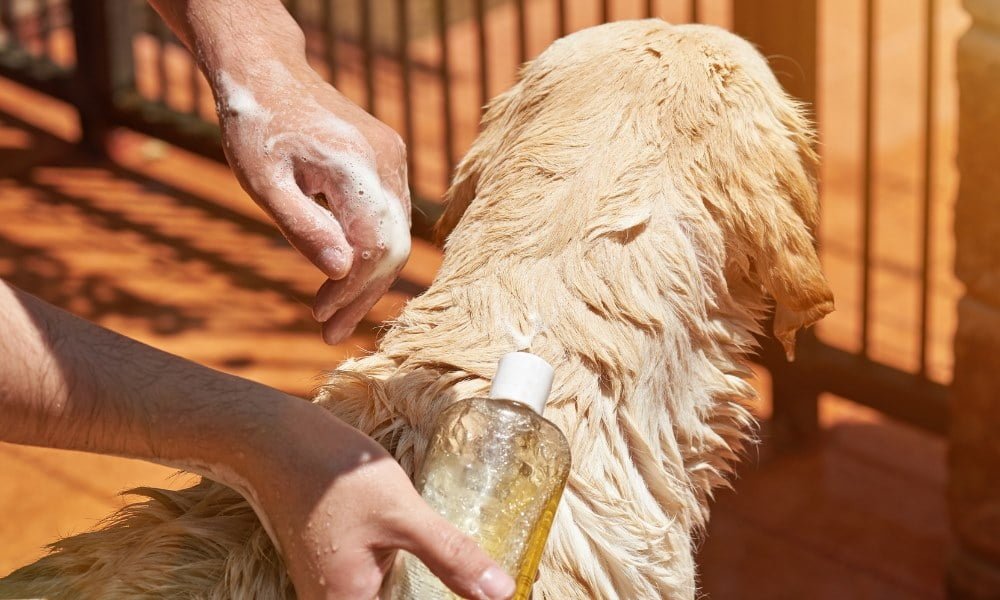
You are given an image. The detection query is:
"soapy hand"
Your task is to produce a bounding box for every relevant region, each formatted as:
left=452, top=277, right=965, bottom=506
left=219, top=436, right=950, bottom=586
left=215, top=61, right=411, bottom=344
left=245, top=399, right=516, bottom=600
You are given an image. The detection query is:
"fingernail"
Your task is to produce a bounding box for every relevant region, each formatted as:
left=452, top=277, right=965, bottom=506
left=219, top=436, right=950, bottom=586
left=313, top=299, right=336, bottom=323
left=322, top=321, right=351, bottom=345
left=475, top=566, right=516, bottom=600
left=317, top=247, right=351, bottom=280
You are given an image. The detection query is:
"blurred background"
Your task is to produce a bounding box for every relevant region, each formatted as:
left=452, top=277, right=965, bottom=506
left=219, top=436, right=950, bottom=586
left=0, top=0, right=996, bottom=597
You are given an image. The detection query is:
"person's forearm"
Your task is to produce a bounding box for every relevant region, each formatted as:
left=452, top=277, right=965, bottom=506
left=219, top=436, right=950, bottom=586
left=147, top=0, right=309, bottom=86
left=0, top=279, right=285, bottom=469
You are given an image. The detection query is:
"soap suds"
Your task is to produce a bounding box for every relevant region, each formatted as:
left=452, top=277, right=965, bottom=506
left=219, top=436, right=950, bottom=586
left=215, top=64, right=411, bottom=291
left=507, top=312, right=546, bottom=351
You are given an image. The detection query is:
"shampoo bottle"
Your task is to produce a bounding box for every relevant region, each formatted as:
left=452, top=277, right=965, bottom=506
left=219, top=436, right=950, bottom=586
left=386, top=352, right=571, bottom=600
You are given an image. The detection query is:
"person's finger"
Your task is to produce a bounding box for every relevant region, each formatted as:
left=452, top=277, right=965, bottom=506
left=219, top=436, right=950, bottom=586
left=258, top=186, right=354, bottom=281
left=320, top=280, right=390, bottom=344
left=312, top=271, right=362, bottom=323
left=386, top=507, right=515, bottom=600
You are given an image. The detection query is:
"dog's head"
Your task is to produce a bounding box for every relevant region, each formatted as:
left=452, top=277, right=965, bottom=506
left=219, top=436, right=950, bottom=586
left=435, top=20, right=833, bottom=359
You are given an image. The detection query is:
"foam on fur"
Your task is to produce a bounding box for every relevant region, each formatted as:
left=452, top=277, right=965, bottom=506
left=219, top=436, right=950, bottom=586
left=1, top=20, right=832, bottom=600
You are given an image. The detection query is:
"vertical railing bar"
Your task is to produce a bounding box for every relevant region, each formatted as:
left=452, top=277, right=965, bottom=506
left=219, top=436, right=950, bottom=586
left=322, top=0, right=338, bottom=86
left=645, top=0, right=655, bottom=19
left=360, top=0, right=375, bottom=114
left=2, top=0, right=22, bottom=47
left=109, top=0, right=137, bottom=104
left=71, top=0, right=130, bottom=153
left=38, top=0, right=52, bottom=59
left=436, top=0, right=455, bottom=176
left=189, top=53, right=202, bottom=116
left=690, top=0, right=699, bottom=23
left=397, top=0, right=414, bottom=181
left=861, top=0, right=877, bottom=357
left=153, top=10, right=170, bottom=107
left=918, top=0, right=936, bottom=377
left=515, top=0, right=527, bottom=65
left=556, top=0, right=567, bottom=37
left=474, top=0, right=489, bottom=107
left=601, top=0, right=610, bottom=23
left=55, top=0, right=71, bottom=59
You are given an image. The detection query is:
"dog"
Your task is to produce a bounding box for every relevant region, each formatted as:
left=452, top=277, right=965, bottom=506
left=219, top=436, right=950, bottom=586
left=0, top=19, right=833, bottom=599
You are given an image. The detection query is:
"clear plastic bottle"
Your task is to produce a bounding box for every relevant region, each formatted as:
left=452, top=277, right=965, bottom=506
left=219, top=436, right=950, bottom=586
left=385, top=352, right=571, bottom=600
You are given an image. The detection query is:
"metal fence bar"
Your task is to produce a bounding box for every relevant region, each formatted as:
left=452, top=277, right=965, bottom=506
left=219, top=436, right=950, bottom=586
left=436, top=0, right=455, bottom=174
left=2, top=0, right=22, bottom=47
left=918, top=0, right=936, bottom=377
left=861, top=0, right=876, bottom=357
left=474, top=0, right=489, bottom=107
left=645, top=0, right=655, bottom=19
left=188, top=52, right=201, bottom=116
left=516, top=0, right=527, bottom=65
left=690, top=0, right=699, bottom=23
left=556, top=0, right=567, bottom=37
left=601, top=0, right=611, bottom=23
left=396, top=0, right=413, bottom=179
left=153, top=11, right=170, bottom=106
left=70, top=0, right=116, bottom=152
left=322, top=0, right=338, bottom=86
left=360, top=0, right=375, bottom=114
left=38, top=0, right=52, bottom=59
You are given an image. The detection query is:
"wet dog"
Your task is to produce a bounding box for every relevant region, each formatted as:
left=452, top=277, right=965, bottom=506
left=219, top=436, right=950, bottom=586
left=1, top=19, right=832, bottom=599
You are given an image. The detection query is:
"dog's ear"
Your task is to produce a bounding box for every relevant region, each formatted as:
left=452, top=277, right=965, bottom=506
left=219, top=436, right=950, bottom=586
left=434, top=83, right=522, bottom=246
left=761, top=100, right=833, bottom=359
left=716, top=95, right=834, bottom=359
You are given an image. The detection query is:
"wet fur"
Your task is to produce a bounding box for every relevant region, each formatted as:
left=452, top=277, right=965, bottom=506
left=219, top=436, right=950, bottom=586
left=1, top=20, right=832, bottom=599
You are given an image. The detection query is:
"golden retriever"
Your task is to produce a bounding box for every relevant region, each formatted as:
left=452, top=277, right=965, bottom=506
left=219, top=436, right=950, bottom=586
left=1, top=19, right=832, bottom=599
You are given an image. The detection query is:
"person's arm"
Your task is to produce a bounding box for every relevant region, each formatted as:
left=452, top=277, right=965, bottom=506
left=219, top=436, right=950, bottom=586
left=0, top=280, right=514, bottom=600
left=148, top=0, right=411, bottom=344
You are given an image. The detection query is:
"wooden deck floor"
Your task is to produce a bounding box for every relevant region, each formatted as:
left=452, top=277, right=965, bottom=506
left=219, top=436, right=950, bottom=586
left=0, top=48, right=949, bottom=599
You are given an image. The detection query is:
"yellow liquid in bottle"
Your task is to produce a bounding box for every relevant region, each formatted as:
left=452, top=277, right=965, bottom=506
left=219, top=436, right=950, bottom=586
left=386, top=398, right=571, bottom=599
left=511, top=489, right=564, bottom=599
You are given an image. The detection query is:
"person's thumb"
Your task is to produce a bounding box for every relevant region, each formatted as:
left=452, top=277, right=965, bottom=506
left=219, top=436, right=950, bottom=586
left=391, top=507, right=516, bottom=600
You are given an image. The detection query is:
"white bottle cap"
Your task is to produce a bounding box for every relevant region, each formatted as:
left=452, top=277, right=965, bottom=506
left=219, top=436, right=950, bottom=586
left=488, top=352, right=554, bottom=415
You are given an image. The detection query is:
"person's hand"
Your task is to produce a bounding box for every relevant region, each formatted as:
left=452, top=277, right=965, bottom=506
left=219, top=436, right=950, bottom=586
left=214, top=61, right=411, bottom=344
left=237, top=398, right=516, bottom=600
left=0, top=280, right=511, bottom=599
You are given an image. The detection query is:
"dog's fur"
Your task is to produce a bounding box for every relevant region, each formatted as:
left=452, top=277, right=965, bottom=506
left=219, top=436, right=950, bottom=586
left=1, top=20, right=832, bottom=599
